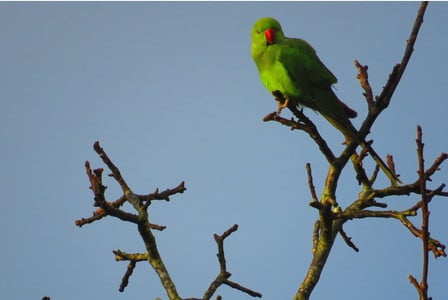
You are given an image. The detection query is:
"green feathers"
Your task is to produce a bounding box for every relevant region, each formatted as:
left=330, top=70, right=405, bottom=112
left=251, top=17, right=401, bottom=185
left=251, top=17, right=357, bottom=135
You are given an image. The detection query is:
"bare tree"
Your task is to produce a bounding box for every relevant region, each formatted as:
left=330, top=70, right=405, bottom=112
left=76, top=141, right=262, bottom=300
left=76, top=2, right=446, bottom=300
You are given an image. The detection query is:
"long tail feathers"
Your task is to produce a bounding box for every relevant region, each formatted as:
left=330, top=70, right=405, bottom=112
left=304, top=89, right=401, bottom=185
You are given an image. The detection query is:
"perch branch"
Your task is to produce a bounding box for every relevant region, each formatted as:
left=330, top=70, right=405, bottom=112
left=288, top=105, right=337, bottom=164
left=263, top=92, right=337, bottom=164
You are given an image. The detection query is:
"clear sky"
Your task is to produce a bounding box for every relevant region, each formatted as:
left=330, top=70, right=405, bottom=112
left=1, top=2, right=447, bottom=300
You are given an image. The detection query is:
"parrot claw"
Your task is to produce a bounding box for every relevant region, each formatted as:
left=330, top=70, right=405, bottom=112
left=276, top=97, right=289, bottom=115
left=272, top=90, right=289, bottom=115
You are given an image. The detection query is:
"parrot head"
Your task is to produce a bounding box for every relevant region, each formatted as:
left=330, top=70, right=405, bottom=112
left=251, top=17, right=285, bottom=46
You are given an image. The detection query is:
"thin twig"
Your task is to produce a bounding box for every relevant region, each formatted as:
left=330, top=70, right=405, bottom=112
left=93, top=141, right=132, bottom=195
left=203, top=225, right=262, bottom=299
left=377, top=2, right=428, bottom=109
left=350, top=151, right=372, bottom=187
left=306, top=163, right=320, bottom=208
left=224, top=280, right=262, bottom=298
left=414, top=125, right=429, bottom=299
left=338, top=227, right=359, bottom=252
left=75, top=195, right=127, bottom=226
left=356, top=1, right=428, bottom=144
left=354, top=60, right=375, bottom=108
left=119, top=260, right=136, bottom=292
left=141, top=181, right=187, bottom=210
left=409, top=275, right=424, bottom=299
left=83, top=161, right=139, bottom=223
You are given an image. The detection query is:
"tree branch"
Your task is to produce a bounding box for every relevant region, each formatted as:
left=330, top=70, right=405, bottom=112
left=354, top=60, right=375, bottom=108
left=78, top=142, right=261, bottom=300
left=263, top=107, right=337, bottom=164
left=416, top=125, right=430, bottom=300
left=306, top=163, right=321, bottom=209
left=79, top=142, right=181, bottom=299
left=294, top=3, right=432, bottom=300
left=202, top=224, right=262, bottom=299
left=377, top=2, right=428, bottom=110
left=119, top=260, right=137, bottom=292
left=338, top=227, right=359, bottom=252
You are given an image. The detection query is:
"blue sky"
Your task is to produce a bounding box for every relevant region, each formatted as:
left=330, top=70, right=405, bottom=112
left=1, top=2, right=447, bottom=300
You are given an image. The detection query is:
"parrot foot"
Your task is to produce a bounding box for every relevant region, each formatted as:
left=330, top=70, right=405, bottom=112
left=272, top=91, right=289, bottom=115
left=272, top=90, right=289, bottom=115
left=276, top=97, right=289, bottom=115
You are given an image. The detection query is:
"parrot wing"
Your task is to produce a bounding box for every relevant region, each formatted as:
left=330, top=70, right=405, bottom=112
left=277, top=37, right=357, bottom=127
left=279, top=38, right=337, bottom=88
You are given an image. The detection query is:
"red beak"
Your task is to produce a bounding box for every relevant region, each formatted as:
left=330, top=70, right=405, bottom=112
left=264, top=28, right=275, bottom=45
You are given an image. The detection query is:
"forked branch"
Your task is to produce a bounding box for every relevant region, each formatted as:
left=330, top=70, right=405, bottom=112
left=77, top=142, right=260, bottom=300
left=202, top=224, right=262, bottom=300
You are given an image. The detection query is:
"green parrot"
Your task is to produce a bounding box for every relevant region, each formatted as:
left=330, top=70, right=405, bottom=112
left=251, top=17, right=401, bottom=185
